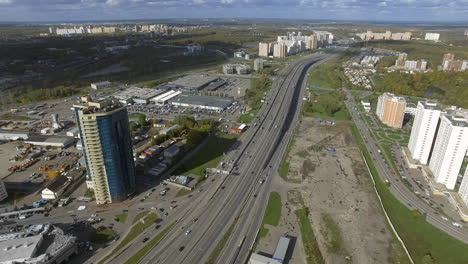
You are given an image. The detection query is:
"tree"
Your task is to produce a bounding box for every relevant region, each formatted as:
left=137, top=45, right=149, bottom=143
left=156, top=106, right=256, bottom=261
left=187, top=129, right=205, bottom=145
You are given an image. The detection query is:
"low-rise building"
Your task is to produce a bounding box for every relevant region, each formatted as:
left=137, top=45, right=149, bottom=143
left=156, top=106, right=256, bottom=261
left=0, top=130, right=29, bottom=141
left=41, top=175, right=70, bottom=200
left=24, top=135, right=75, bottom=149
left=361, top=100, right=371, bottom=112
left=90, top=81, right=112, bottom=90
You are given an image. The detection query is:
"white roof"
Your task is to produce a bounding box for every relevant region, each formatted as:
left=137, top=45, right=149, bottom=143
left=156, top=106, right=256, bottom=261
left=239, top=124, right=247, bottom=130
left=158, top=91, right=182, bottom=102
left=249, top=253, right=282, bottom=264
left=0, top=235, right=42, bottom=263
left=151, top=90, right=177, bottom=102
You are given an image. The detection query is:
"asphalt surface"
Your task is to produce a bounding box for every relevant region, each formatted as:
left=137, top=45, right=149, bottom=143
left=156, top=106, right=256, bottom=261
left=343, top=89, right=468, bottom=244
left=112, top=54, right=334, bottom=264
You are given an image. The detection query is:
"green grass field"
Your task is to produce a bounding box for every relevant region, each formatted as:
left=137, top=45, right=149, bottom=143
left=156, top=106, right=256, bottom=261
left=115, top=213, right=128, bottom=223
left=295, top=208, right=325, bottom=264
left=307, top=57, right=346, bottom=89
left=99, top=212, right=158, bottom=264
left=175, top=133, right=238, bottom=177
left=89, top=227, right=118, bottom=244
left=205, top=219, right=237, bottom=264
left=263, top=192, right=282, bottom=226
left=350, top=124, right=468, bottom=264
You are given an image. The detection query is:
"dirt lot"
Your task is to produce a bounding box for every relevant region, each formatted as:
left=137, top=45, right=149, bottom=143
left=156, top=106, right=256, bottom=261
left=258, top=117, right=406, bottom=264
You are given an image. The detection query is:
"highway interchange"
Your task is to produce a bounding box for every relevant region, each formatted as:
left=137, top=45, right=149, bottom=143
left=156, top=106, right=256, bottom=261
left=344, top=89, right=468, bottom=244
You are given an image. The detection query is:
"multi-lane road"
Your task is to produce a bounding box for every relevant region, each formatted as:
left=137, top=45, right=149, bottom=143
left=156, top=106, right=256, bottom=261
left=105, top=54, right=333, bottom=264
left=344, top=89, right=468, bottom=244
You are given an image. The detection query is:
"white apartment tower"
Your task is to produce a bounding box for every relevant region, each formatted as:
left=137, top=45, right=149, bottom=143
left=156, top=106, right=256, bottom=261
left=459, top=167, right=468, bottom=207
left=408, top=102, right=441, bottom=164
left=429, top=115, right=468, bottom=190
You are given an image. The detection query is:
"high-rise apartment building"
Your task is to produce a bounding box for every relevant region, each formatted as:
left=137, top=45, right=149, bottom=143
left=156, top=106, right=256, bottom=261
left=408, top=102, right=441, bottom=164
left=458, top=167, right=468, bottom=207
left=258, top=42, right=269, bottom=57
left=376, top=93, right=406, bottom=128
left=429, top=115, right=468, bottom=190
left=74, top=99, right=136, bottom=204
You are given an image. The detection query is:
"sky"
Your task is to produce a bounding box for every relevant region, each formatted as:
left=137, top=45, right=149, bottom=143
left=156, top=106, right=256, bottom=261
left=0, top=0, right=467, bottom=22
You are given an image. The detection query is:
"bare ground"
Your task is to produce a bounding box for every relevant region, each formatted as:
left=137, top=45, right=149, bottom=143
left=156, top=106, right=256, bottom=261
left=260, top=117, right=406, bottom=264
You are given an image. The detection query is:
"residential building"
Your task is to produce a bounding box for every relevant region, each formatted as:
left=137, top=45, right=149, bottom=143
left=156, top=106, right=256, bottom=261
left=258, top=42, right=270, bottom=57
left=273, top=43, right=287, bottom=58
left=254, top=58, right=264, bottom=71
left=0, top=181, right=7, bottom=202
left=376, top=93, right=406, bottom=128
left=74, top=99, right=136, bottom=204
left=425, top=32, right=440, bottom=41
left=429, top=115, right=468, bottom=190
left=442, top=53, right=467, bottom=71
left=408, top=101, right=441, bottom=164
left=459, top=167, right=468, bottom=207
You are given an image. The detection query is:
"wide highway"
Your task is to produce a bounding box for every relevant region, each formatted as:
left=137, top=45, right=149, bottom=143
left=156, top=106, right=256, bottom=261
left=344, top=89, right=468, bottom=244
left=122, top=54, right=334, bottom=264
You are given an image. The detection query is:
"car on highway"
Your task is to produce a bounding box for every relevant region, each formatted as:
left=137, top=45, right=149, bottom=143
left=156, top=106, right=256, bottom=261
left=143, top=237, right=149, bottom=243
left=179, top=246, right=185, bottom=252
left=453, top=222, right=462, bottom=228
left=192, top=218, right=198, bottom=223
left=441, top=216, right=448, bottom=221
left=185, top=229, right=191, bottom=235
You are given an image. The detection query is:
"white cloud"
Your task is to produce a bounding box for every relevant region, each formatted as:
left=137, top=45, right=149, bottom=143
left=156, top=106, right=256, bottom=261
left=220, top=0, right=235, bottom=4
left=378, top=1, right=387, bottom=6
left=193, top=0, right=206, bottom=4
left=0, top=0, right=13, bottom=4
left=106, top=0, right=120, bottom=6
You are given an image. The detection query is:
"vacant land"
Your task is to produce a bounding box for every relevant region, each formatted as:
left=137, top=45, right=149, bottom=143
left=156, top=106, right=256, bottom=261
left=283, top=118, right=408, bottom=264
left=307, top=57, right=346, bottom=89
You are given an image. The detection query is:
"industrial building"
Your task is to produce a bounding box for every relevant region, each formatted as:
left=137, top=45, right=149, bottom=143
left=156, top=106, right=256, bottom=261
left=24, top=135, right=75, bottom=149
left=90, top=81, right=112, bottom=90
left=112, top=87, right=166, bottom=104
left=429, top=115, right=468, bottom=190
left=408, top=102, right=441, bottom=165
left=376, top=92, right=406, bottom=128
left=41, top=175, right=70, bottom=200
left=74, top=99, right=136, bottom=204
left=169, top=74, right=220, bottom=91
left=0, top=224, right=77, bottom=264
left=169, top=94, right=235, bottom=111
left=248, top=236, right=290, bottom=264
left=150, top=90, right=182, bottom=106
left=0, top=130, right=29, bottom=141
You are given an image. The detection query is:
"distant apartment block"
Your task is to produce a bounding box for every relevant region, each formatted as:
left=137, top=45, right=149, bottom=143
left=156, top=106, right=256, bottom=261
left=441, top=53, right=467, bottom=72
left=258, top=31, right=332, bottom=58
left=459, top=167, right=468, bottom=207
left=254, top=58, right=264, bottom=71
left=394, top=52, right=427, bottom=71
left=429, top=115, right=468, bottom=190
left=358, top=30, right=412, bottom=41
left=408, top=102, right=441, bottom=165
left=425, top=33, right=440, bottom=41
left=376, top=93, right=406, bottom=128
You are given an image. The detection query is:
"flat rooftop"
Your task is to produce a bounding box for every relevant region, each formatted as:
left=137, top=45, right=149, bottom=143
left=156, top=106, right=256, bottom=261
left=24, top=135, right=75, bottom=146
left=169, top=94, right=234, bottom=109
left=420, top=101, right=440, bottom=110
left=445, top=115, right=468, bottom=127
left=170, top=74, right=219, bottom=89
left=0, top=235, right=42, bottom=263
left=113, top=87, right=165, bottom=100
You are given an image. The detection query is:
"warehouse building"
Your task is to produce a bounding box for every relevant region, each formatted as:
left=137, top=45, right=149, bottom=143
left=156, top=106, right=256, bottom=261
left=90, top=81, right=112, bottom=90
left=112, top=87, right=166, bottom=104
left=169, top=94, right=235, bottom=111
left=150, top=90, right=182, bottom=105
left=0, top=130, right=29, bottom=141
left=169, top=74, right=220, bottom=91
left=24, top=135, right=75, bottom=149
left=41, top=175, right=70, bottom=200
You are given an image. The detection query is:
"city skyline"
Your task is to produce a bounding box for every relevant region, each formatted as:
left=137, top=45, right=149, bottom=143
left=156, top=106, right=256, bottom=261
left=0, top=0, right=468, bottom=22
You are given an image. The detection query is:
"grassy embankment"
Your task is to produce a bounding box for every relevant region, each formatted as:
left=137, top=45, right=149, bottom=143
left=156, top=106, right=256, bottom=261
left=124, top=222, right=177, bottom=264
left=258, top=192, right=282, bottom=240
left=350, top=124, right=468, bottom=264
left=307, top=57, right=347, bottom=89
left=240, top=76, right=272, bottom=123
left=295, top=208, right=325, bottom=264
left=98, top=212, right=158, bottom=264
left=174, top=132, right=239, bottom=196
